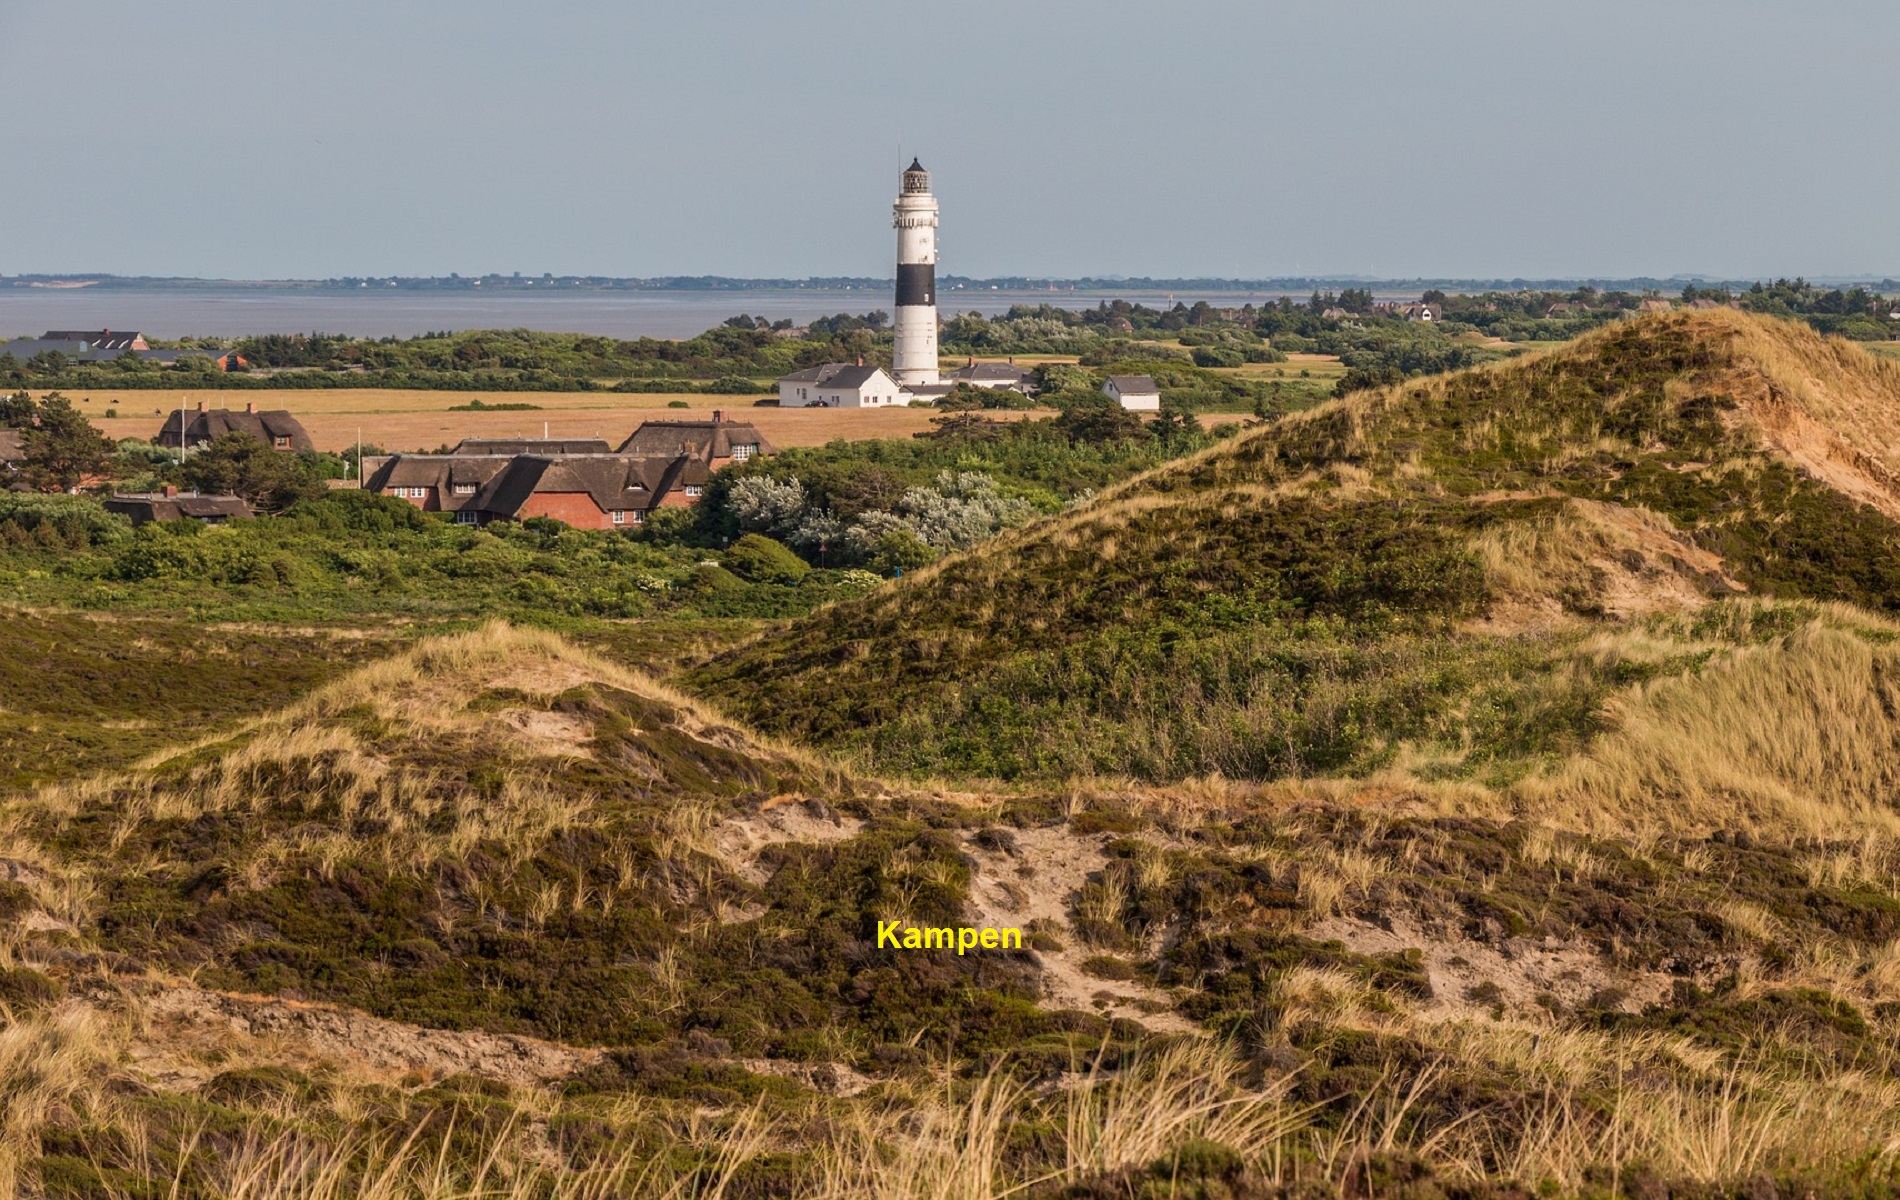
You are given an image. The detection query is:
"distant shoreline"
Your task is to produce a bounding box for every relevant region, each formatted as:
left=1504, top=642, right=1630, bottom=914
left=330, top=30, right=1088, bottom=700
left=8, top=272, right=1900, bottom=293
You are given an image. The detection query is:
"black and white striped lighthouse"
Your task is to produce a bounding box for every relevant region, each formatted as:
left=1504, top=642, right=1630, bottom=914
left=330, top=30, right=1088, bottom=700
left=892, top=158, right=940, bottom=387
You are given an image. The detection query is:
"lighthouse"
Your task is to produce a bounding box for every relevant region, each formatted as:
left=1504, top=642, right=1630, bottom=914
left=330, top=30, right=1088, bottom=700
left=891, top=158, right=940, bottom=387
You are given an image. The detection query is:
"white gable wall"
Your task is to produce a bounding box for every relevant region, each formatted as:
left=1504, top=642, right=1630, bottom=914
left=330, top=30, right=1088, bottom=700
left=1104, top=380, right=1161, bottom=412
left=782, top=367, right=910, bottom=408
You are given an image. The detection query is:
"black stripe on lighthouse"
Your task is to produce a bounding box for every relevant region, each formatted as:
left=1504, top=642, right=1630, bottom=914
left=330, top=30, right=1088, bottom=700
left=896, top=263, right=935, bottom=307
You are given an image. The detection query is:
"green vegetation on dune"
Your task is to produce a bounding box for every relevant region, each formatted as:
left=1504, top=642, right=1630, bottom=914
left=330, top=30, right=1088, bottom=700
left=0, top=489, right=880, bottom=622
left=16, top=628, right=1125, bottom=1065
left=0, top=611, right=400, bottom=787
left=692, top=312, right=1900, bottom=783
left=14, top=626, right=1900, bottom=1196
left=22, top=311, right=1900, bottom=1198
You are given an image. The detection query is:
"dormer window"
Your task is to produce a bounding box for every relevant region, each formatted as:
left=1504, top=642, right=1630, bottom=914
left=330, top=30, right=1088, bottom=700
left=732, top=444, right=756, bottom=461
left=453, top=482, right=476, bottom=495
left=273, top=435, right=291, bottom=448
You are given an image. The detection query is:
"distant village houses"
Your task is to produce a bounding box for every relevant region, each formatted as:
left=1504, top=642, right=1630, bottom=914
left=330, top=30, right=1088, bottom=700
left=361, top=413, right=773, bottom=530
left=0, top=330, right=245, bottom=370
left=46, top=330, right=148, bottom=352
left=156, top=401, right=315, bottom=452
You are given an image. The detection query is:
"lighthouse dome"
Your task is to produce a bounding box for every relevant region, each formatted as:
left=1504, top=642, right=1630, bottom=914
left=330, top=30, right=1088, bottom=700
left=902, top=159, right=930, bottom=194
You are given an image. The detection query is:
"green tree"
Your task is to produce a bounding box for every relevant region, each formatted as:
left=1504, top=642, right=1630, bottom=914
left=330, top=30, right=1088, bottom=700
left=0, top=390, right=38, bottom=426
left=1054, top=397, right=1151, bottom=447
left=180, top=434, right=328, bottom=512
left=19, top=395, right=114, bottom=493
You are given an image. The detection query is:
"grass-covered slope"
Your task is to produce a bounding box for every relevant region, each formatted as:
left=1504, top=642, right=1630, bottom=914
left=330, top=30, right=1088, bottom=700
left=2, top=624, right=1102, bottom=1060
left=18, top=623, right=1900, bottom=1195
left=690, top=311, right=1900, bottom=787
left=0, top=611, right=402, bottom=789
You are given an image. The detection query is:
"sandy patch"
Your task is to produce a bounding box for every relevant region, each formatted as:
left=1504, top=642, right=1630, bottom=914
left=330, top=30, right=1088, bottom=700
left=962, top=825, right=1197, bottom=1035
left=128, top=985, right=605, bottom=1090
left=714, top=799, right=866, bottom=887
left=1309, top=913, right=1675, bottom=1020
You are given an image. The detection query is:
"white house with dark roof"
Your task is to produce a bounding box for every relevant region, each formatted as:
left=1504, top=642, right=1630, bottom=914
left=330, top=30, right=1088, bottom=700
left=1102, top=374, right=1161, bottom=412
left=777, top=362, right=909, bottom=408
left=945, top=359, right=1036, bottom=393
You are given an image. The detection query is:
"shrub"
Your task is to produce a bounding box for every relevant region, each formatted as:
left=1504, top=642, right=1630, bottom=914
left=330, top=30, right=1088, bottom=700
left=723, top=534, right=810, bottom=585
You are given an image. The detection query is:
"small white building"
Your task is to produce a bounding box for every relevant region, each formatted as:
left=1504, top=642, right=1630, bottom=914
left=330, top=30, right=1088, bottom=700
left=777, top=363, right=911, bottom=408
left=1102, top=374, right=1161, bottom=412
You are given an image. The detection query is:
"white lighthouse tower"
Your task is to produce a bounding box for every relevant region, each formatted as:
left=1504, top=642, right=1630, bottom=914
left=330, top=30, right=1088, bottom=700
left=891, top=158, right=940, bottom=387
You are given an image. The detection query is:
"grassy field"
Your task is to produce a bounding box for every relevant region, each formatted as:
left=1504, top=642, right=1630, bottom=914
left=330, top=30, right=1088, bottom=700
left=62, top=389, right=1027, bottom=452
left=1224, top=351, right=1347, bottom=380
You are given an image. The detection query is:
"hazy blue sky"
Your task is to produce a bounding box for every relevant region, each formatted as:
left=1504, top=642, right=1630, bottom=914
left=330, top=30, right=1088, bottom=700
left=4, top=0, right=1895, bottom=280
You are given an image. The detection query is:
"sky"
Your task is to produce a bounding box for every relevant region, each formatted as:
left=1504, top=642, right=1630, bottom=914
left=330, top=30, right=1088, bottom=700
left=3, top=0, right=1896, bottom=282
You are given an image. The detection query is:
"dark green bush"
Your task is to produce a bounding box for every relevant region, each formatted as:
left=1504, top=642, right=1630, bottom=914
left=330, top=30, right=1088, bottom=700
left=723, top=534, right=810, bottom=585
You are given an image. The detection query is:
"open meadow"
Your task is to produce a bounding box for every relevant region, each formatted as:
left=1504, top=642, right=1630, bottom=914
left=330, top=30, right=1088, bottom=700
left=63, top=388, right=1019, bottom=451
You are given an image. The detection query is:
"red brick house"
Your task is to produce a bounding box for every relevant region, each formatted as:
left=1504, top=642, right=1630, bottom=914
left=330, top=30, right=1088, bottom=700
left=361, top=454, right=517, bottom=514
left=614, top=411, right=773, bottom=470
left=363, top=452, right=705, bottom=528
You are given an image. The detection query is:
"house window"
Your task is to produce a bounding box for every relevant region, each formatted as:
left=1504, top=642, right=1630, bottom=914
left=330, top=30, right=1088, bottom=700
left=731, top=444, right=755, bottom=461
left=684, top=485, right=703, bottom=498
left=453, top=482, right=476, bottom=495
left=273, top=436, right=291, bottom=448
left=611, top=510, right=626, bottom=525
left=404, top=486, right=429, bottom=499
left=455, top=510, right=478, bottom=525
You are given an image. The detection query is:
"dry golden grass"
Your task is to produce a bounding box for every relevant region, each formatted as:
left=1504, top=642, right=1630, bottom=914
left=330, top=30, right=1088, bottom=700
left=5, top=623, right=834, bottom=928
left=45, top=1001, right=1890, bottom=1200
left=1468, top=498, right=1739, bottom=625
left=1521, top=615, right=1900, bottom=839
left=1223, top=351, right=1347, bottom=380
left=54, top=390, right=1044, bottom=452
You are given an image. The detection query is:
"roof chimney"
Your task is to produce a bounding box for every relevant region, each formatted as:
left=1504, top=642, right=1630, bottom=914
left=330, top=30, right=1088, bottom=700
left=968, top=355, right=975, bottom=367
left=712, top=409, right=723, bottom=424
left=856, top=356, right=863, bottom=367
left=245, top=400, right=256, bottom=414
left=163, top=484, right=177, bottom=498
left=196, top=399, right=206, bottom=412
